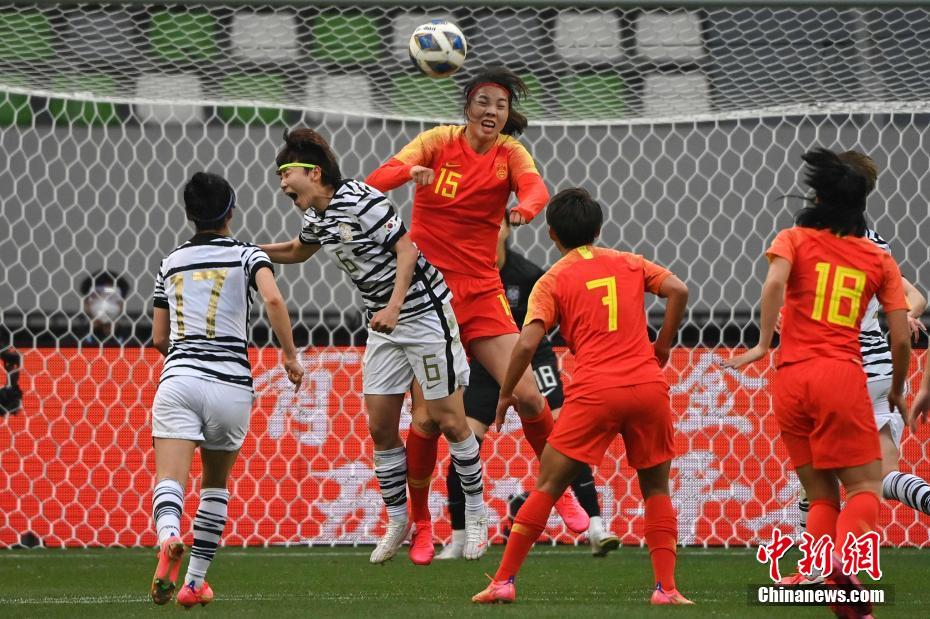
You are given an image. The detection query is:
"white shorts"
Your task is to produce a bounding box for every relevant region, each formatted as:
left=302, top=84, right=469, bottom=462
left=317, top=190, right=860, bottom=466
left=363, top=301, right=469, bottom=400
left=151, top=376, right=253, bottom=451
left=870, top=377, right=904, bottom=449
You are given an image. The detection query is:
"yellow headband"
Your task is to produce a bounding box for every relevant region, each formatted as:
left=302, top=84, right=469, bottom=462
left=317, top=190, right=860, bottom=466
left=277, top=162, right=319, bottom=172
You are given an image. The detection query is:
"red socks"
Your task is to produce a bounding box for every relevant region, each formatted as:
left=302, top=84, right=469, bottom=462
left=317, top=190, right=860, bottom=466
left=406, top=426, right=439, bottom=523
left=494, top=490, right=555, bottom=581
left=807, top=498, right=840, bottom=544
left=644, top=494, right=678, bottom=591
left=520, top=402, right=554, bottom=459
left=837, top=491, right=879, bottom=544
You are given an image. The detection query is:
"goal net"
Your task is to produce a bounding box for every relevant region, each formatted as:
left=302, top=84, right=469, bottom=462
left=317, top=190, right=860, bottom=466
left=2, top=0, right=929, bottom=549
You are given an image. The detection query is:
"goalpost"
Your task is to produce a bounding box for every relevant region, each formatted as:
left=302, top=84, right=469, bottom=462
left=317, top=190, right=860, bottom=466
left=1, top=0, right=929, bottom=548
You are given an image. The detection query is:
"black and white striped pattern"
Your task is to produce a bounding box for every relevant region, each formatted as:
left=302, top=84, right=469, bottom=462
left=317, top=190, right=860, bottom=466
left=859, top=229, right=893, bottom=382
left=374, top=446, right=408, bottom=520
left=449, top=433, right=484, bottom=517
left=883, top=471, right=930, bottom=516
left=153, top=234, right=272, bottom=390
left=298, top=179, right=450, bottom=320
left=184, top=488, right=229, bottom=587
left=152, top=478, right=184, bottom=543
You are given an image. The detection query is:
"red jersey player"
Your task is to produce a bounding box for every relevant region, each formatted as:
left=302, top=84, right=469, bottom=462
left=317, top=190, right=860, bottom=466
left=471, top=188, right=692, bottom=605
left=726, top=148, right=910, bottom=615
left=367, top=66, right=586, bottom=563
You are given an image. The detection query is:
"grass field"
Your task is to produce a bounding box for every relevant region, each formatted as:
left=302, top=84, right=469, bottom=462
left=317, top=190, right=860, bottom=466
left=0, top=545, right=922, bottom=618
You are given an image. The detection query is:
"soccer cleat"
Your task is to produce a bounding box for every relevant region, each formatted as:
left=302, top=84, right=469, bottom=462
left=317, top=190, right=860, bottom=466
left=826, top=553, right=873, bottom=618
left=409, top=520, right=435, bottom=565
left=778, top=571, right=826, bottom=586
left=176, top=580, right=214, bottom=608
left=553, top=489, right=590, bottom=534
left=463, top=513, right=488, bottom=560
left=472, top=575, right=516, bottom=604
left=370, top=518, right=411, bottom=565
left=436, top=529, right=465, bottom=560
left=150, top=536, right=184, bottom=605
left=650, top=584, right=695, bottom=605
left=589, top=529, right=620, bottom=558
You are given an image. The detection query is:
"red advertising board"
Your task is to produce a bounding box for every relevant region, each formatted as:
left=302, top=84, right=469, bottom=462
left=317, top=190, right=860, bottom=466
left=1, top=348, right=928, bottom=548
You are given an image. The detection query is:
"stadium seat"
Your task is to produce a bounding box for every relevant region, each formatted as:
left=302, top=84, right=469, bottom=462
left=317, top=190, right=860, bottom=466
left=150, top=11, right=219, bottom=63
left=559, top=73, right=628, bottom=119
left=305, top=73, right=374, bottom=116
left=554, top=11, right=623, bottom=63
left=470, top=10, right=546, bottom=68
left=63, top=10, right=138, bottom=63
left=311, top=13, right=380, bottom=64
left=48, top=74, right=120, bottom=126
left=636, top=11, right=704, bottom=63
left=216, top=74, right=287, bottom=125
left=231, top=12, right=298, bottom=63
left=390, top=75, right=458, bottom=119
left=643, top=72, right=711, bottom=116
left=133, top=73, right=204, bottom=124
left=0, top=11, right=52, bottom=61
left=0, top=75, right=33, bottom=126
left=391, top=13, right=455, bottom=63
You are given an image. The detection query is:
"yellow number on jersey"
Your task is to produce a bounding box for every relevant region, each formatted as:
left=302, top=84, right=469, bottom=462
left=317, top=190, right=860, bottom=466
left=170, top=269, right=229, bottom=339
left=811, top=262, right=866, bottom=327
left=434, top=167, right=461, bottom=199
left=585, top=276, right=618, bottom=332
left=496, top=293, right=512, bottom=317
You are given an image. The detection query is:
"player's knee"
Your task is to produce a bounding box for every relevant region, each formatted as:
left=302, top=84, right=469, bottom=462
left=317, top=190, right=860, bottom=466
left=368, top=420, right=402, bottom=450
left=410, top=416, right=440, bottom=439
left=515, top=390, right=545, bottom=418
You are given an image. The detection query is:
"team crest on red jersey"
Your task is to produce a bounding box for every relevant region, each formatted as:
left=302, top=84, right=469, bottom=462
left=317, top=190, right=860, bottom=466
left=496, top=162, right=507, bottom=179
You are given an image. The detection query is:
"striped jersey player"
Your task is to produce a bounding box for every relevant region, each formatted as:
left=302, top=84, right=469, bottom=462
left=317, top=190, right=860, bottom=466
left=149, top=172, right=302, bottom=608
left=260, top=127, right=488, bottom=565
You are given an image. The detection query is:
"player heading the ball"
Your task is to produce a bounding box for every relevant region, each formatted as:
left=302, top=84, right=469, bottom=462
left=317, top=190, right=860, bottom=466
left=472, top=188, right=692, bottom=605
left=260, top=127, right=489, bottom=564
left=149, top=172, right=303, bottom=608
left=367, top=66, right=588, bottom=563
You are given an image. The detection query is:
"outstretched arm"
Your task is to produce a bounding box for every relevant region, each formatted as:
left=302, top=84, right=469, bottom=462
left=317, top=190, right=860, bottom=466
left=255, top=267, right=303, bottom=390
left=510, top=173, right=550, bottom=225
left=495, top=321, right=546, bottom=429
left=723, top=257, right=790, bottom=369
left=653, top=274, right=689, bottom=367
left=259, top=238, right=320, bottom=264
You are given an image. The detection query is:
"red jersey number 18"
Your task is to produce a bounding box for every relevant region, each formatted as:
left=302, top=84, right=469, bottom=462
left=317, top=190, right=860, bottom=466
left=810, top=262, right=866, bottom=327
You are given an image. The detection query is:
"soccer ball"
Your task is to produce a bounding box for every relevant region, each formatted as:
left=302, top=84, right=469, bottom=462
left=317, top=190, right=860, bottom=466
left=408, top=20, right=467, bottom=78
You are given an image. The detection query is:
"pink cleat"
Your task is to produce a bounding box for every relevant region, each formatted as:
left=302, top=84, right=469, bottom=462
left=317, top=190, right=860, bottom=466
left=650, top=584, right=695, bottom=605
left=150, top=536, right=184, bottom=605
left=553, top=489, right=590, bottom=534
left=409, top=520, right=435, bottom=565
left=472, top=575, right=516, bottom=604
left=176, top=580, right=214, bottom=608
left=779, top=571, right=825, bottom=586
left=826, top=553, right=873, bottom=618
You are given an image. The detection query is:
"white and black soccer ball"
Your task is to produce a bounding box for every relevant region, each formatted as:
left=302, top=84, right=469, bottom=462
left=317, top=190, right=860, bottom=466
left=408, top=20, right=467, bottom=78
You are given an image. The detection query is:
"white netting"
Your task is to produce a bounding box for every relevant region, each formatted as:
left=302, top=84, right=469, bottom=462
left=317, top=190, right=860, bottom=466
left=2, top=1, right=930, bottom=549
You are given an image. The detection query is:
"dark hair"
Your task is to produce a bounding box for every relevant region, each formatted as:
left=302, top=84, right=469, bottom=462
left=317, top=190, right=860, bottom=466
left=837, top=150, right=878, bottom=195
left=794, top=147, right=868, bottom=237
left=546, top=188, right=603, bottom=249
left=183, top=171, right=235, bottom=231
left=276, top=127, right=342, bottom=186
left=463, top=66, right=529, bottom=137
left=79, top=270, right=130, bottom=298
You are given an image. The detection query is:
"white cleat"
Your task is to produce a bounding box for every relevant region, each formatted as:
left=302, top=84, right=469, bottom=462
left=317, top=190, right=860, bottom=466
left=589, top=528, right=620, bottom=557
left=463, top=512, right=489, bottom=560
left=370, top=519, right=411, bottom=565
left=436, top=529, right=465, bottom=560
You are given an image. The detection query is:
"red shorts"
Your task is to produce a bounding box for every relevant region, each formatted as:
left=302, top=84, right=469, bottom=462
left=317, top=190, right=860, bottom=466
left=444, top=274, right=518, bottom=352
left=774, top=358, right=881, bottom=469
left=547, top=381, right=676, bottom=469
